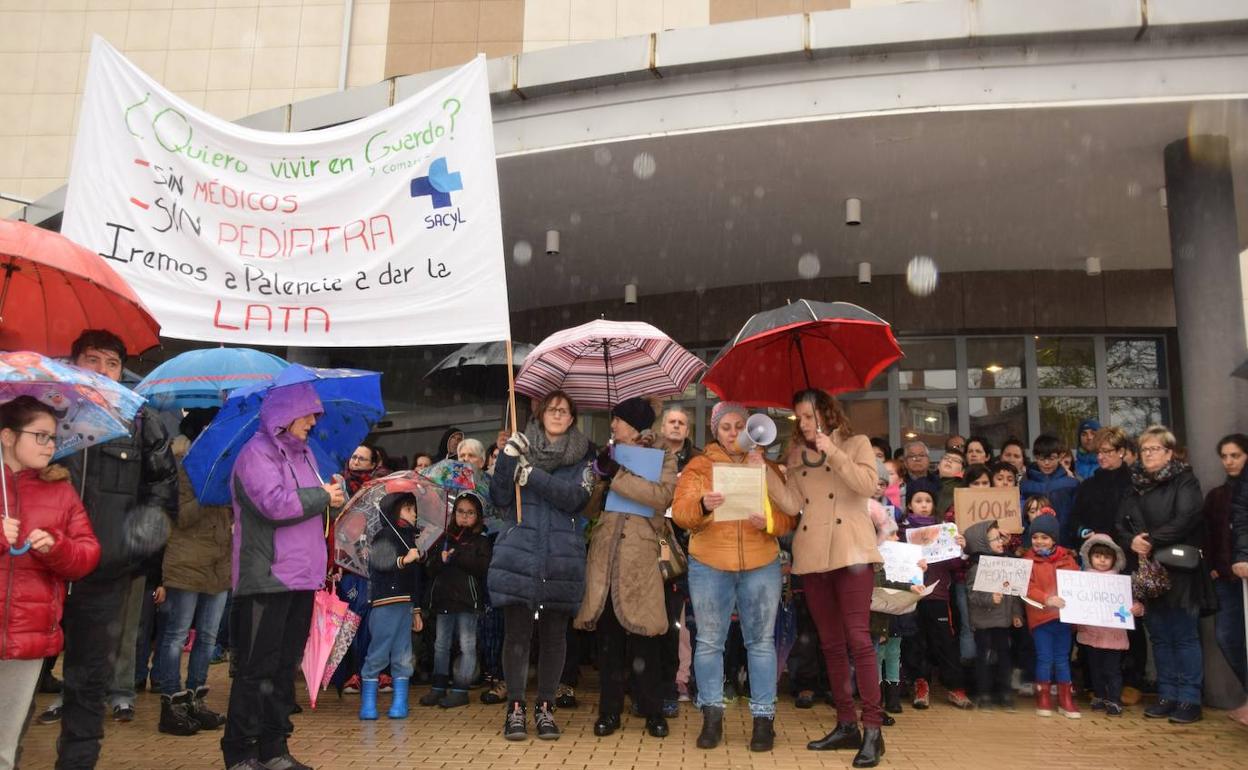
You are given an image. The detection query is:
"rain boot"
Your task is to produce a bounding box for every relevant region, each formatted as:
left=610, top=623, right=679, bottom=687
left=388, top=677, right=410, bottom=719
left=1034, top=682, right=1052, bottom=717
left=359, top=679, right=379, bottom=720
left=696, top=705, right=723, bottom=749
left=189, top=686, right=226, bottom=730
left=1056, top=682, right=1081, bottom=719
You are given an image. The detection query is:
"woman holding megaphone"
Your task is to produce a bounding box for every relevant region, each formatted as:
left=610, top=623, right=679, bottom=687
left=672, top=402, right=802, bottom=753
left=786, top=388, right=886, bottom=768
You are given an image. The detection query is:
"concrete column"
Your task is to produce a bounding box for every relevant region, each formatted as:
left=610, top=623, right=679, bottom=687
left=1164, top=135, right=1248, bottom=489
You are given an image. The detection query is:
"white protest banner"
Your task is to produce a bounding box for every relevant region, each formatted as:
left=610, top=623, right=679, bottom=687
left=1056, top=570, right=1135, bottom=630
left=878, top=541, right=925, bottom=585
left=954, top=487, right=1023, bottom=534
left=971, top=555, right=1033, bottom=597
left=905, top=523, right=963, bottom=563
left=62, top=38, right=509, bottom=347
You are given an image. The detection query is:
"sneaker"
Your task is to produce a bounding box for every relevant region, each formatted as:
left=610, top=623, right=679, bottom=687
left=481, top=678, right=507, bottom=705
left=262, top=754, right=312, bottom=770
left=112, top=704, right=135, bottom=722
left=1168, top=702, right=1202, bottom=724
left=677, top=684, right=691, bottom=703
left=342, top=675, right=361, bottom=694
left=555, top=684, right=577, bottom=709
left=379, top=674, right=393, bottom=693
left=210, top=649, right=229, bottom=666
left=662, top=699, right=679, bottom=718
left=947, top=689, right=973, bottom=709
left=534, top=700, right=560, bottom=740
left=1090, top=697, right=1106, bottom=711
left=1145, top=698, right=1178, bottom=719
left=503, top=701, right=527, bottom=741
left=1105, top=702, right=1124, bottom=716
left=912, top=679, right=930, bottom=710
left=36, top=704, right=62, bottom=725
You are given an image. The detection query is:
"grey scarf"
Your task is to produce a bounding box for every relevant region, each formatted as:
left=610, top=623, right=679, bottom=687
left=523, top=420, right=590, bottom=472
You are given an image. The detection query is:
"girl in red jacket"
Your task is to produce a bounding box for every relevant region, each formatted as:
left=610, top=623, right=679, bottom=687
left=0, top=396, right=100, bottom=767
left=1023, top=513, right=1079, bottom=719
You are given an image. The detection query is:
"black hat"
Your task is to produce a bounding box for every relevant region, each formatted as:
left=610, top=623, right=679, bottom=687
left=612, top=397, right=656, bottom=435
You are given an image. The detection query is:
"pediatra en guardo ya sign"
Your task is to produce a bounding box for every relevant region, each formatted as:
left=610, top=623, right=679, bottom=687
left=62, top=37, right=509, bottom=347
left=1056, top=570, right=1136, bottom=631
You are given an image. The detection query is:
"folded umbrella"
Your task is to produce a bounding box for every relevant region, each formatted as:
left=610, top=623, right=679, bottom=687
left=302, top=587, right=355, bottom=709
left=136, top=347, right=288, bottom=410
left=184, top=364, right=384, bottom=506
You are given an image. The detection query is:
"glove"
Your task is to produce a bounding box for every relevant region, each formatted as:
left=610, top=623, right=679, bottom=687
left=516, top=457, right=533, bottom=487
left=593, top=446, right=620, bottom=479
left=503, top=432, right=530, bottom=458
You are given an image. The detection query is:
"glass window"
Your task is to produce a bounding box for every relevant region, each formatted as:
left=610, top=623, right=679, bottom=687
left=968, top=396, right=1028, bottom=453
left=967, top=338, right=1025, bottom=389
left=1035, top=336, right=1095, bottom=389
left=1110, top=397, right=1170, bottom=438
left=1039, top=395, right=1097, bottom=447
left=899, top=339, right=956, bottom=390
left=844, top=399, right=889, bottom=444
left=1106, top=337, right=1166, bottom=390
left=901, top=397, right=956, bottom=448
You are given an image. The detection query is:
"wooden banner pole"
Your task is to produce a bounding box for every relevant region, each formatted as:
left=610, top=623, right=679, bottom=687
left=505, top=338, right=522, bottom=522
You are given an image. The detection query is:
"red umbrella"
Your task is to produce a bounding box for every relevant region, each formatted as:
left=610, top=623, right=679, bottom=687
left=0, top=220, right=160, bottom=356
left=702, top=300, right=902, bottom=409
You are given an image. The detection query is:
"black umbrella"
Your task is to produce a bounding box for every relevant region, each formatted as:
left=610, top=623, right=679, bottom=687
left=425, top=341, right=533, bottom=397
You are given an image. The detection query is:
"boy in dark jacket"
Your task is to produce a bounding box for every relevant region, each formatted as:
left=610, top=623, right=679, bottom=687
left=965, top=520, right=1023, bottom=710
left=360, top=492, right=425, bottom=721
left=1020, top=435, right=1079, bottom=547
left=420, top=491, right=492, bottom=709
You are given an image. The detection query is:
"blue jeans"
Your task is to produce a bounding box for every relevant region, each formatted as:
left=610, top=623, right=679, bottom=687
left=362, top=603, right=415, bottom=680
left=1145, top=604, right=1203, bottom=703
left=434, top=612, right=479, bottom=688
left=952, top=583, right=976, bottom=661
left=1213, top=580, right=1246, bottom=687
left=157, top=588, right=228, bottom=695
left=688, top=556, right=781, bottom=717
left=1031, top=621, right=1072, bottom=684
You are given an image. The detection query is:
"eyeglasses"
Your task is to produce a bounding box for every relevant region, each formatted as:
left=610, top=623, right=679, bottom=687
left=545, top=407, right=571, bottom=417
left=1096, top=448, right=1121, bottom=456
left=1037, top=453, right=1061, bottom=461
left=20, top=431, right=56, bottom=446
left=989, top=534, right=1010, bottom=544
left=349, top=454, right=372, bottom=462
left=1140, top=445, right=1170, bottom=455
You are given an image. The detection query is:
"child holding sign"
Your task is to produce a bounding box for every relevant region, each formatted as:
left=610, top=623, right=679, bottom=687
left=899, top=489, right=972, bottom=710
left=964, top=520, right=1023, bottom=710
left=1075, top=534, right=1143, bottom=716
left=1023, top=514, right=1080, bottom=719
left=868, top=506, right=925, bottom=717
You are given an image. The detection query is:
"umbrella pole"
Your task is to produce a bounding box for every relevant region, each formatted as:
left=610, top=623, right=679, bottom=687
left=0, top=258, right=18, bottom=321
left=793, top=333, right=812, bottom=391
left=505, top=339, right=522, bottom=523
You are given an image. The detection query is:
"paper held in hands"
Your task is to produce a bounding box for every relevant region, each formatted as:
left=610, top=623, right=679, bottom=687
left=712, top=463, right=765, bottom=522
left=1056, top=570, right=1136, bottom=630
left=971, top=555, right=1033, bottom=597
left=878, top=541, right=925, bottom=585
left=905, top=523, right=963, bottom=563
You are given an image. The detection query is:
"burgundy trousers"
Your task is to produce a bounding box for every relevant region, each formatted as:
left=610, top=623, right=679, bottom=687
left=803, top=565, right=884, bottom=727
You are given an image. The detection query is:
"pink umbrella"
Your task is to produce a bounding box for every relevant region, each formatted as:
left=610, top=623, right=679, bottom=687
left=302, top=588, right=356, bottom=709
left=513, top=319, right=705, bottom=410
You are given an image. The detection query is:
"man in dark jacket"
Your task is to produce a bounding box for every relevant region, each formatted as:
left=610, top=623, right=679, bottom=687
left=658, top=406, right=701, bottom=473
left=50, top=330, right=177, bottom=769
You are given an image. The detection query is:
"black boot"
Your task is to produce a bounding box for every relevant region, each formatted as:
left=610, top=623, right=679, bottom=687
left=158, top=692, right=201, bottom=736
left=696, top=705, right=723, bottom=749
left=807, top=721, right=861, bottom=751
left=883, top=681, right=902, bottom=713
left=189, top=686, right=226, bottom=730
left=748, top=716, right=775, bottom=752
left=852, top=727, right=885, bottom=768
left=645, top=715, right=669, bottom=738
left=593, top=713, right=620, bottom=737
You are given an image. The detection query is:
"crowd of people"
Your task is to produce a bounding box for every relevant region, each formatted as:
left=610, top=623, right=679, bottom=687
left=1, top=328, right=1246, bottom=770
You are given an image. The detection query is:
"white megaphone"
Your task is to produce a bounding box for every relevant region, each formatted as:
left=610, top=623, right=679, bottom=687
left=737, top=414, right=778, bottom=452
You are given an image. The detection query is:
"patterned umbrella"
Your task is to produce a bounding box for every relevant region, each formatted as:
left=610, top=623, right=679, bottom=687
left=332, top=471, right=457, bottom=577
left=513, top=320, right=705, bottom=410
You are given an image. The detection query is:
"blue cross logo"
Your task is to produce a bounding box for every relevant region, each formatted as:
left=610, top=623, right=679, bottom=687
left=410, top=157, right=463, bottom=209
left=1114, top=605, right=1130, bottom=623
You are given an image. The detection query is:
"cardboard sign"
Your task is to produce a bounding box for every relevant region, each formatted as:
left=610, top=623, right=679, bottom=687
left=905, top=523, right=963, bottom=564
left=1056, top=570, right=1136, bottom=630
left=971, top=555, right=1033, bottom=597
left=954, top=487, right=1023, bottom=534
left=878, top=541, right=925, bottom=585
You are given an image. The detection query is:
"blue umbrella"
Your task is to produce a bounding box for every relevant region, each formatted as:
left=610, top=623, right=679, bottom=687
left=135, top=347, right=289, bottom=410
left=184, top=364, right=385, bottom=505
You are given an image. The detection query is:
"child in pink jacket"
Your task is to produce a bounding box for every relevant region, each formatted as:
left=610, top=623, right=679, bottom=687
left=1076, top=534, right=1144, bottom=716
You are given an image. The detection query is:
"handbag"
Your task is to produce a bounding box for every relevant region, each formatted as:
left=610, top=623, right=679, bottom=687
left=658, top=520, right=687, bottom=581
left=1153, top=543, right=1200, bottom=571
left=1131, top=558, right=1172, bottom=601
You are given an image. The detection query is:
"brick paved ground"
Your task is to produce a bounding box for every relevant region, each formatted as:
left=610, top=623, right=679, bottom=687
left=19, top=667, right=1247, bottom=770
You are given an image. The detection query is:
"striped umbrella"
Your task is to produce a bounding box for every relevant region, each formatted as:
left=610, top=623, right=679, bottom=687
left=513, top=320, right=705, bottom=410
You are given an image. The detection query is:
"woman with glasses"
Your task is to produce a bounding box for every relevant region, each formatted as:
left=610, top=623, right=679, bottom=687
left=1070, top=427, right=1134, bottom=544
left=1115, top=426, right=1216, bottom=725
left=488, top=390, right=595, bottom=742
left=0, top=396, right=100, bottom=767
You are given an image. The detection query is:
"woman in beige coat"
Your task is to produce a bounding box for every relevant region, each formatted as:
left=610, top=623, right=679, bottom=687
left=785, top=389, right=885, bottom=768
left=574, top=398, right=675, bottom=739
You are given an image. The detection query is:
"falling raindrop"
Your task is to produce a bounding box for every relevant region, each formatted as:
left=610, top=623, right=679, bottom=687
left=797, top=253, right=821, bottom=279
left=791, top=233, right=803, bottom=246
left=632, top=152, right=657, bottom=180
left=1125, top=181, right=1141, bottom=198
left=753, top=185, right=766, bottom=199
left=723, top=219, right=734, bottom=231
left=569, top=212, right=582, bottom=226
left=906, top=255, right=939, bottom=297
left=593, top=147, right=612, bottom=166
left=512, top=240, right=533, bottom=266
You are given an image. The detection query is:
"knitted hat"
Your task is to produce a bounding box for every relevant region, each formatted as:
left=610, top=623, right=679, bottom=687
left=875, top=458, right=889, bottom=486
left=1030, top=513, right=1061, bottom=541
left=612, top=397, right=656, bottom=435
left=710, top=401, right=749, bottom=436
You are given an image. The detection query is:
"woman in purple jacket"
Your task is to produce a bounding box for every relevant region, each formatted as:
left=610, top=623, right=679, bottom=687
left=220, top=382, right=345, bottom=770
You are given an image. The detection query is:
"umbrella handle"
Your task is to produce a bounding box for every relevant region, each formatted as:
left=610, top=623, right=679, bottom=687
left=801, top=449, right=827, bottom=468
left=0, top=446, right=31, bottom=557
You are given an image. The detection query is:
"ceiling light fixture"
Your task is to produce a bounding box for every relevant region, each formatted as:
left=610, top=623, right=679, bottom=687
left=624, top=283, right=638, bottom=305
left=545, top=230, right=560, bottom=255
left=845, top=197, right=862, bottom=226
left=1085, top=256, right=1102, bottom=276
